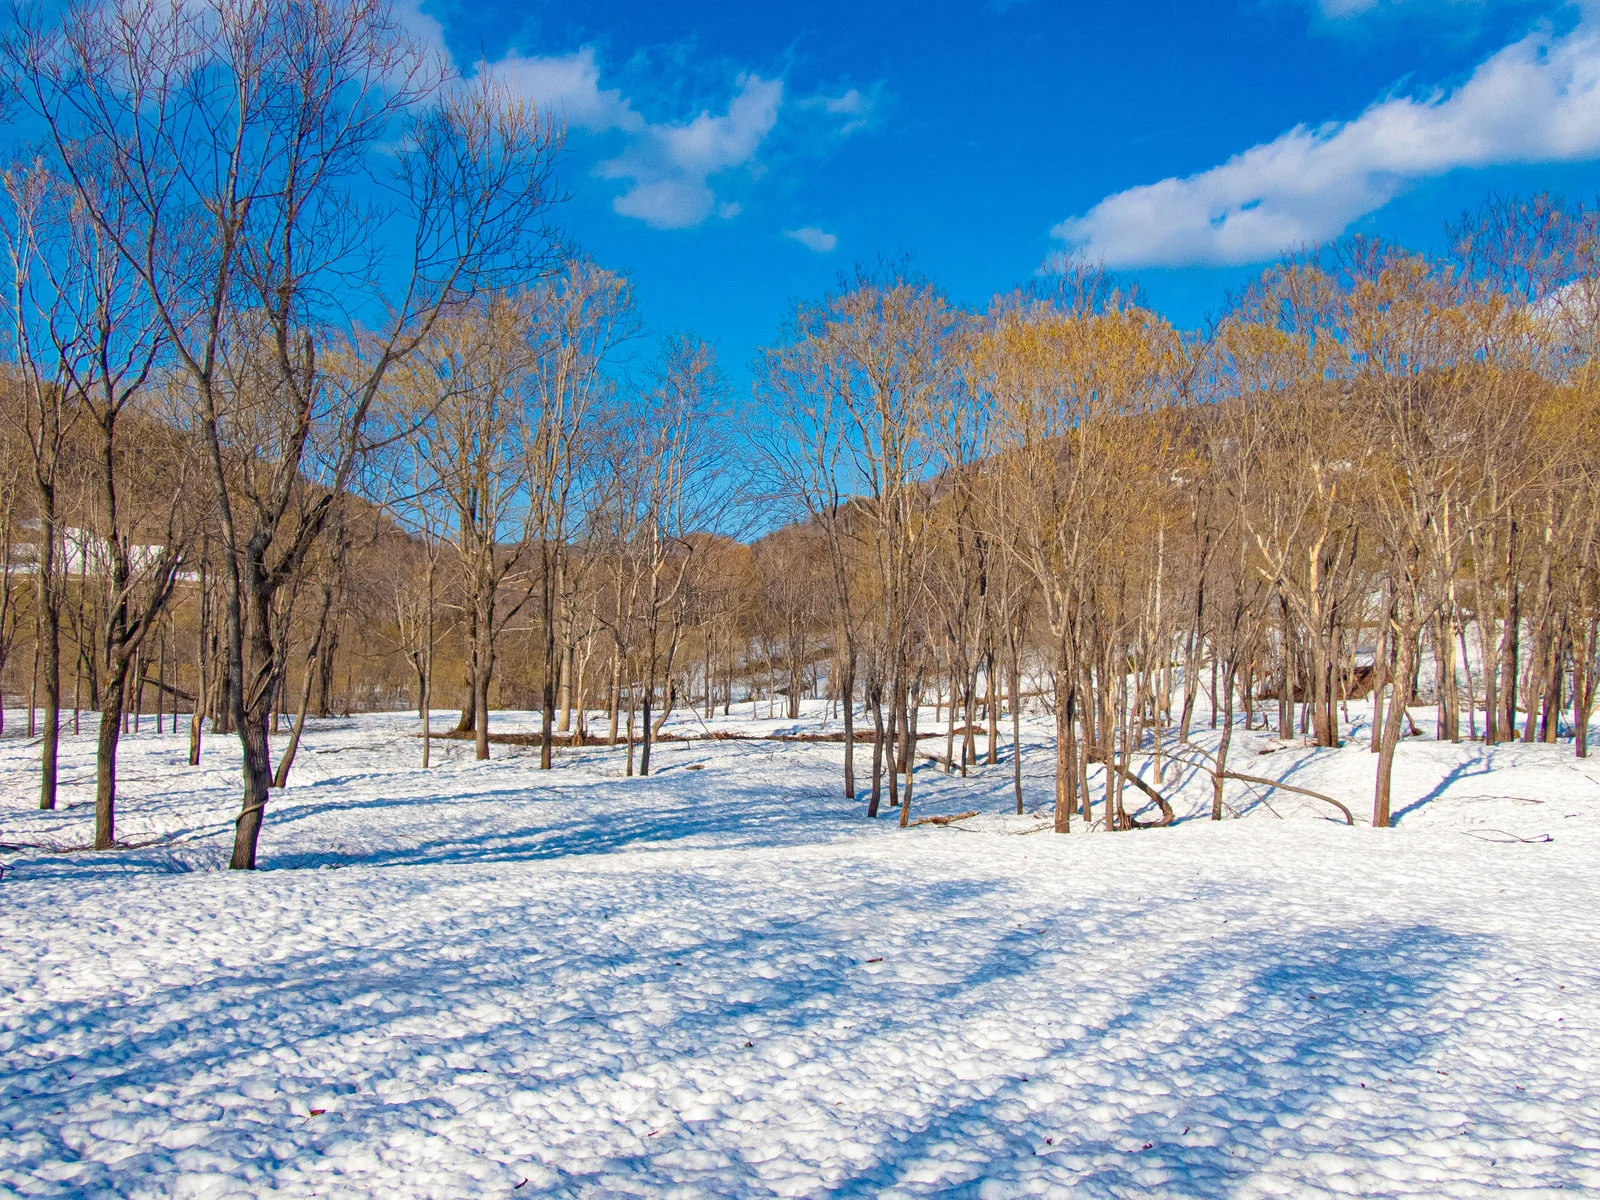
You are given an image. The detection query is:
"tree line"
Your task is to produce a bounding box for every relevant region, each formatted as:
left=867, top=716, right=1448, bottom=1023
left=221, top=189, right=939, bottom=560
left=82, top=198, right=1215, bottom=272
left=1, top=2, right=1596, bottom=867
left=757, top=212, right=1599, bottom=833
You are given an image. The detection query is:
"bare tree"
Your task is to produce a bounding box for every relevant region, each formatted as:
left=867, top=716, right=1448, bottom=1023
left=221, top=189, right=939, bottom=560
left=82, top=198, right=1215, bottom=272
left=404, top=294, right=540, bottom=760
left=8, top=0, right=560, bottom=866
left=1334, top=242, right=1477, bottom=825
left=0, top=410, right=25, bottom=735
left=598, top=336, right=733, bottom=776
left=0, top=161, right=191, bottom=845
left=0, top=165, right=85, bottom=811
left=759, top=268, right=957, bottom=821
left=526, top=258, right=636, bottom=768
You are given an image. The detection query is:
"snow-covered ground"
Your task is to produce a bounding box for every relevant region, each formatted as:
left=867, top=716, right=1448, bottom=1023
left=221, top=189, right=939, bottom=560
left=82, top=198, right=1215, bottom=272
left=2, top=702, right=1598, bottom=1198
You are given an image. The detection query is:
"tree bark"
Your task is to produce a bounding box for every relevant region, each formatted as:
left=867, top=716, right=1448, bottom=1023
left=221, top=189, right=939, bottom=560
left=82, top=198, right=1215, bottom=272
left=639, top=683, right=654, bottom=776
left=1053, top=671, right=1074, bottom=833
left=1373, top=624, right=1417, bottom=829
left=94, top=674, right=125, bottom=847
left=473, top=662, right=491, bottom=762
left=867, top=681, right=883, bottom=818
left=840, top=649, right=856, bottom=799
left=37, top=519, right=61, bottom=811
left=273, top=586, right=335, bottom=789
left=1213, top=661, right=1237, bottom=821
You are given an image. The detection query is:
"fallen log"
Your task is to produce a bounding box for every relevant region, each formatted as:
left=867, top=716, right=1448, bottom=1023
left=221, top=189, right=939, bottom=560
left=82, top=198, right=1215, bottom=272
left=137, top=675, right=197, bottom=703
left=908, top=812, right=979, bottom=832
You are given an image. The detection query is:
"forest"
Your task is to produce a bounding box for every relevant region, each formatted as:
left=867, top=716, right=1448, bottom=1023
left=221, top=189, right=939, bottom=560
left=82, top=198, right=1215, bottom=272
left=1, top=0, right=1597, bottom=873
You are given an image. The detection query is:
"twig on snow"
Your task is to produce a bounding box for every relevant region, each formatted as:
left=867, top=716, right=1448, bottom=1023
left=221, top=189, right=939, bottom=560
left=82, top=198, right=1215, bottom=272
left=1461, top=828, right=1552, bottom=844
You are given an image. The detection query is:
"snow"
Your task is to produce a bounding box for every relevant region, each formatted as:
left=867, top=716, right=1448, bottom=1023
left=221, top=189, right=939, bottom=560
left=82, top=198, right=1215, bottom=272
left=3, top=703, right=1600, bottom=1197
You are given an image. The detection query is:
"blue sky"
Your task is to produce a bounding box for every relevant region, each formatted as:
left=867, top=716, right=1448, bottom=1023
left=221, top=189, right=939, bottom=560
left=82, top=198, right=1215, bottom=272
left=414, top=0, right=1600, bottom=373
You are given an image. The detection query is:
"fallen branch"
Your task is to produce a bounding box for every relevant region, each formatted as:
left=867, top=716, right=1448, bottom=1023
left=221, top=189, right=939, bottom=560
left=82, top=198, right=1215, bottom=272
left=1461, top=828, right=1552, bottom=844
left=908, top=810, right=979, bottom=829
left=1162, top=748, right=1354, bottom=825
left=1220, top=770, right=1354, bottom=825
left=0, top=836, right=176, bottom=853
left=1109, top=761, right=1174, bottom=828
left=137, top=675, right=197, bottom=703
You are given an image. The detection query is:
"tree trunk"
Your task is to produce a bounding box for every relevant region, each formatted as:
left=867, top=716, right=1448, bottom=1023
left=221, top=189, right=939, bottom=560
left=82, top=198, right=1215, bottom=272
left=37, top=529, right=61, bottom=811
left=1208, top=653, right=1218, bottom=730
left=558, top=640, right=574, bottom=734
left=230, top=712, right=273, bottom=870
left=1435, top=608, right=1458, bottom=743
left=703, top=636, right=714, bottom=719
left=72, top=640, right=83, bottom=737
left=1053, top=672, right=1074, bottom=833
left=315, top=623, right=340, bottom=719
left=540, top=645, right=557, bottom=769
left=652, top=678, right=676, bottom=738
left=474, top=663, right=491, bottom=762
left=1311, top=626, right=1338, bottom=747
left=788, top=623, right=804, bottom=721
left=961, top=666, right=977, bottom=776
left=608, top=648, right=623, bottom=745
left=889, top=679, right=904, bottom=821
left=943, top=666, right=957, bottom=776
left=29, top=620, right=38, bottom=739
left=985, top=649, right=999, bottom=767
left=573, top=639, right=590, bottom=745
left=227, top=549, right=282, bottom=870
left=1213, top=661, right=1236, bottom=821
left=1474, top=531, right=1499, bottom=745
left=625, top=684, right=636, bottom=775
left=156, top=634, right=167, bottom=735
left=1370, top=589, right=1392, bottom=752
left=1010, top=642, right=1024, bottom=815
left=1278, top=595, right=1293, bottom=739
left=539, top=552, right=560, bottom=770
left=1574, top=617, right=1596, bottom=759
left=272, top=654, right=320, bottom=789
left=840, top=649, right=856, bottom=799
left=867, top=683, right=883, bottom=819
left=902, top=681, right=919, bottom=822
left=189, top=664, right=206, bottom=766
left=94, top=673, right=127, bottom=848
left=639, top=683, right=654, bottom=776
left=1498, top=529, right=1520, bottom=742
left=1373, top=625, right=1417, bottom=829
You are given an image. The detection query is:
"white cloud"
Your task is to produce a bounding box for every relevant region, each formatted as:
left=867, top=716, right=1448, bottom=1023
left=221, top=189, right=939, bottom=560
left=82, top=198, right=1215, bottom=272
left=443, top=34, right=784, bottom=230
left=393, top=0, right=449, bottom=55
left=1053, top=21, right=1600, bottom=267
left=398, top=0, right=874, bottom=233
left=597, top=74, right=783, bottom=229
left=819, top=88, right=867, bottom=115
left=1319, top=0, right=1394, bottom=14
left=784, top=226, right=838, bottom=253
left=488, top=47, right=644, bottom=134
left=408, top=3, right=887, bottom=234
left=1309, top=0, right=1525, bottom=17
left=800, top=87, right=878, bottom=134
